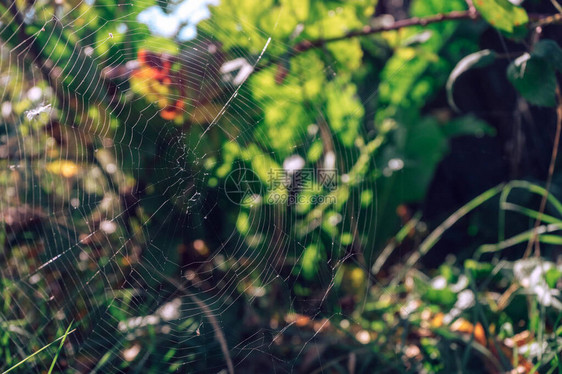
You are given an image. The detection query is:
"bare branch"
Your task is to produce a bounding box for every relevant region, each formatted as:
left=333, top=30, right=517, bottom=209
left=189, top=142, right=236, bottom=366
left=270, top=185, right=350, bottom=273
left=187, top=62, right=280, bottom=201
left=290, top=10, right=560, bottom=56
left=531, top=12, right=562, bottom=28
left=465, top=0, right=478, bottom=18
left=292, top=10, right=476, bottom=53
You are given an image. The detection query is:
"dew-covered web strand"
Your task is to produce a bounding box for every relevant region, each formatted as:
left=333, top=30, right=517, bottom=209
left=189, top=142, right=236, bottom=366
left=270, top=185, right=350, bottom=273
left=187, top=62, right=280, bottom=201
left=193, top=37, right=271, bottom=152
left=0, top=1, right=386, bottom=372
left=2, top=11, right=234, bottom=372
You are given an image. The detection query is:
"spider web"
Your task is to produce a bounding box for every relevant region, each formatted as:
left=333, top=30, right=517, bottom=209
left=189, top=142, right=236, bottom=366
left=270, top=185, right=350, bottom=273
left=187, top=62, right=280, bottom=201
left=0, top=0, right=382, bottom=372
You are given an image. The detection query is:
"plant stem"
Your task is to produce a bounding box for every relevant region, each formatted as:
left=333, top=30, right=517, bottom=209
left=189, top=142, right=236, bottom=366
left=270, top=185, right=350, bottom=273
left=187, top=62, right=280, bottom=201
left=525, top=85, right=562, bottom=258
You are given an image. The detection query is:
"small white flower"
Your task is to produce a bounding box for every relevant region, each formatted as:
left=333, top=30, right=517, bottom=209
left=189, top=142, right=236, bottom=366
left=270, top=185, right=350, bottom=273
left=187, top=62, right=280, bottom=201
left=283, top=155, right=305, bottom=174
left=431, top=276, right=447, bottom=290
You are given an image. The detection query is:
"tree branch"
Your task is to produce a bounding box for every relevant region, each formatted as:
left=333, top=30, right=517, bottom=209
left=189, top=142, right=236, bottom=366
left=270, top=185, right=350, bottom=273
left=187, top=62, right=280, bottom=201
left=292, top=10, right=477, bottom=53
left=531, top=12, right=562, bottom=28
left=464, top=0, right=477, bottom=17
left=290, top=10, right=561, bottom=55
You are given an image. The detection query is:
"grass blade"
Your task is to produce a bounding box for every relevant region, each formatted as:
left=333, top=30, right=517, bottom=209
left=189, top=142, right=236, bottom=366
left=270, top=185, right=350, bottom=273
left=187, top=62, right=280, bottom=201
left=476, top=223, right=562, bottom=255
left=390, top=184, right=504, bottom=286
left=47, top=321, right=73, bottom=374
left=2, top=326, right=76, bottom=374
left=501, top=202, right=562, bottom=224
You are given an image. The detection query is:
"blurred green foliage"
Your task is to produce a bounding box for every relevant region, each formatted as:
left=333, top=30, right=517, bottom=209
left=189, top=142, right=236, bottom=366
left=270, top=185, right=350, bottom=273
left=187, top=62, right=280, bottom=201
left=1, top=0, right=562, bottom=372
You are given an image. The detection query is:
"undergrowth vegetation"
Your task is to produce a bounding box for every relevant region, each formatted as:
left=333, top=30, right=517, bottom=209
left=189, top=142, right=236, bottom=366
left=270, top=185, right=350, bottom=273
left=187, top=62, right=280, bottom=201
left=0, top=0, right=561, bottom=373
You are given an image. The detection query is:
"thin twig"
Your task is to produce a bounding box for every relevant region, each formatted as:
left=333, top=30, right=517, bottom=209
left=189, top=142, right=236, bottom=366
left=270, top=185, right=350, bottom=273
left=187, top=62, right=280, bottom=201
left=550, top=0, right=562, bottom=15
left=531, top=13, right=562, bottom=28
left=163, top=275, right=235, bottom=374
left=524, top=85, right=562, bottom=258
left=253, top=9, right=562, bottom=79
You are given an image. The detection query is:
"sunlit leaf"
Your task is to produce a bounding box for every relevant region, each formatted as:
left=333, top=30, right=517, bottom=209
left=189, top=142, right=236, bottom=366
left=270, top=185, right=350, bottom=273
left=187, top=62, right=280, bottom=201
left=301, top=243, right=323, bottom=280
left=473, top=0, right=528, bottom=35
left=46, top=161, right=80, bottom=178
left=325, top=76, right=363, bottom=146
left=451, top=319, right=487, bottom=346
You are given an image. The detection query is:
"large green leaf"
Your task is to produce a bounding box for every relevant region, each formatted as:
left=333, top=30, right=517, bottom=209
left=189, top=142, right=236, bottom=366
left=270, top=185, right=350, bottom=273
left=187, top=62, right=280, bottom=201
left=377, top=0, right=467, bottom=119
left=532, top=39, right=562, bottom=71
left=473, top=0, right=528, bottom=34
left=507, top=53, right=557, bottom=107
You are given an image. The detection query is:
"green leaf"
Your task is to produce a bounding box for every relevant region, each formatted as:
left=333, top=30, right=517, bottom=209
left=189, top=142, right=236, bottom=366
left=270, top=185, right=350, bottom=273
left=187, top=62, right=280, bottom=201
left=532, top=39, right=562, bottom=71
left=307, top=140, right=323, bottom=162
left=507, top=53, right=557, bottom=107
left=446, top=50, right=496, bottom=112
left=442, top=115, right=496, bottom=138
left=301, top=243, right=323, bottom=280
left=377, top=0, right=467, bottom=117
left=236, top=211, right=250, bottom=234
left=545, top=267, right=562, bottom=289
left=325, top=76, right=363, bottom=146
left=400, top=117, right=448, bottom=202
left=326, top=39, right=363, bottom=70
left=465, top=259, right=494, bottom=280
left=473, top=0, right=528, bottom=34
left=425, top=288, right=457, bottom=307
